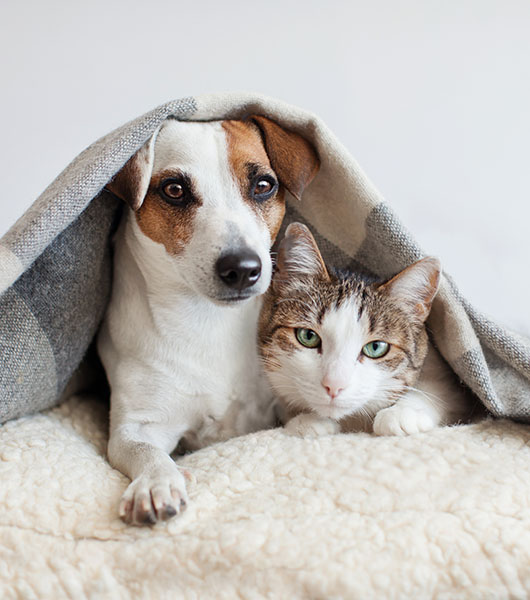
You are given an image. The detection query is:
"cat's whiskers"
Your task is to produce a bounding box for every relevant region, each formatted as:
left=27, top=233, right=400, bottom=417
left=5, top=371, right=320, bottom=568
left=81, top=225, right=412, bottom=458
left=266, top=382, right=304, bottom=394
left=355, top=404, right=375, bottom=426
left=258, top=223, right=468, bottom=435
left=259, top=356, right=281, bottom=369
left=404, top=385, right=444, bottom=407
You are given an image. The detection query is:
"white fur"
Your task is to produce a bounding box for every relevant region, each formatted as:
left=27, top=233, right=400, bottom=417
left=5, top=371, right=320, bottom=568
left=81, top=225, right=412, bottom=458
left=268, top=298, right=469, bottom=436
left=282, top=238, right=324, bottom=278
left=285, top=412, right=340, bottom=437
left=385, top=257, right=441, bottom=307
left=140, top=120, right=273, bottom=301
left=268, top=298, right=400, bottom=423
left=98, top=120, right=276, bottom=524
left=373, top=343, right=470, bottom=436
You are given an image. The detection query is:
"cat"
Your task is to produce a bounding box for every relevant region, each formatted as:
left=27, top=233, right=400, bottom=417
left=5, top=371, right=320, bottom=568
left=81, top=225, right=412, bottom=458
left=258, top=222, right=471, bottom=437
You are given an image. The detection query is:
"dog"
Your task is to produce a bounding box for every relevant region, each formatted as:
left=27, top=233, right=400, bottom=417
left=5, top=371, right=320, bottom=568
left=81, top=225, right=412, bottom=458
left=98, top=115, right=319, bottom=525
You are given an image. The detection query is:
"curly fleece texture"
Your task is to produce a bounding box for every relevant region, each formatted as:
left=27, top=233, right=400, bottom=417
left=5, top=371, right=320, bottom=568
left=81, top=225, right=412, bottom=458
left=0, top=395, right=529, bottom=599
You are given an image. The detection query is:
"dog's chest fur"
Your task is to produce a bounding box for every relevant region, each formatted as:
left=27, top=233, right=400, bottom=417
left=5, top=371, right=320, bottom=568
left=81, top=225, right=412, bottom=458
left=148, top=290, right=273, bottom=448
left=100, top=216, right=275, bottom=450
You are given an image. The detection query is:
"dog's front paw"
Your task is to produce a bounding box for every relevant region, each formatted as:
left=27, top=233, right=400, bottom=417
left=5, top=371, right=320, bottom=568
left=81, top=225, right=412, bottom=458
left=373, top=405, right=437, bottom=436
left=119, top=468, right=189, bottom=525
left=285, top=413, right=340, bottom=437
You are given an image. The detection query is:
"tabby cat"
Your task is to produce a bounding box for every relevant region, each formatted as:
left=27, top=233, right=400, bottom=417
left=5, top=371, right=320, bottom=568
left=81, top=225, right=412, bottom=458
left=258, top=222, right=470, bottom=437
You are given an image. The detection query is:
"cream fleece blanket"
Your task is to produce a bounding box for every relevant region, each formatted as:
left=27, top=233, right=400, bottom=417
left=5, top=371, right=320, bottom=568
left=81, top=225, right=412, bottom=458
left=1, top=395, right=529, bottom=599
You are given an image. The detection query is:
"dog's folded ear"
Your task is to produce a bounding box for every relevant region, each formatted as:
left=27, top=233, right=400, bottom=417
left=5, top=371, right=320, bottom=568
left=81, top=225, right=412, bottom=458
left=106, top=129, right=160, bottom=210
left=249, top=115, right=320, bottom=201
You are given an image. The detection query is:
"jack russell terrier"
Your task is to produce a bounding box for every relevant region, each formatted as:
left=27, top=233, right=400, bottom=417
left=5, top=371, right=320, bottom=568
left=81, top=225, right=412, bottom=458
left=98, top=115, right=319, bottom=525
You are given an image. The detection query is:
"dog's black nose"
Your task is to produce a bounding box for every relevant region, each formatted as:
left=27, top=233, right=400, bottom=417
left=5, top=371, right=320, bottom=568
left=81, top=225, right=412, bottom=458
left=216, top=250, right=262, bottom=290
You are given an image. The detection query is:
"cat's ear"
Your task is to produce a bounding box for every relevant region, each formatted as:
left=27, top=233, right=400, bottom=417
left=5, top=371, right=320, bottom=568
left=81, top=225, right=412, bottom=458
left=275, top=222, right=330, bottom=289
left=378, top=257, right=441, bottom=321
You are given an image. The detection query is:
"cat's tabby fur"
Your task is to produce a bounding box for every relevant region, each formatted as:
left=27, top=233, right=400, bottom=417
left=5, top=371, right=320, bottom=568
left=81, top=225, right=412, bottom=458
left=258, top=222, right=471, bottom=437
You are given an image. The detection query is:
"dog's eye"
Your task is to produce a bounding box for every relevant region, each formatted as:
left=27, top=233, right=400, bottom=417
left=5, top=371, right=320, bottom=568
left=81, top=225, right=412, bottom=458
left=255, top=180, right=272, bottom=195
left=251, top=176, right=277, bottom=201
left=163, top=182, right=184, bottom=199
left=159, top=178, right=189, bottom=205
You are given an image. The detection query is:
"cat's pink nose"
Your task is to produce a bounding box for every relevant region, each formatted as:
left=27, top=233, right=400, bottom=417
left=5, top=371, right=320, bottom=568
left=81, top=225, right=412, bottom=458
left=322, top=380, right=344, bottom=400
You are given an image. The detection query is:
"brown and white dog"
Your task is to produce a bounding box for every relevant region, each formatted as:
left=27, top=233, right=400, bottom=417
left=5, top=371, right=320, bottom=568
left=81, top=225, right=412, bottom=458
left=97, top=116, right=319, bottom=525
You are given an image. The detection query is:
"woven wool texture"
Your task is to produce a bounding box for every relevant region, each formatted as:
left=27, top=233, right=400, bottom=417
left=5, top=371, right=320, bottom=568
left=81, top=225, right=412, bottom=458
left=0, top=92, right=529, bottom=422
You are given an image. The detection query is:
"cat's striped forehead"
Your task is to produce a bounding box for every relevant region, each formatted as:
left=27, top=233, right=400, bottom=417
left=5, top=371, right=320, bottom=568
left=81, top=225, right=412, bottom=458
left=271, top=275, right=380, bottom=325
left=262, top=268, right=427, bottom=358
left=272, top=273, right=372, bottom=325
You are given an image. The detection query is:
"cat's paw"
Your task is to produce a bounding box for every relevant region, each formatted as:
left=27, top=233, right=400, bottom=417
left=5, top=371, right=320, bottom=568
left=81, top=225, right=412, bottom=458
left=285, top=413, right=340, bottom=437
left=373, top=405, right=437, bottom=436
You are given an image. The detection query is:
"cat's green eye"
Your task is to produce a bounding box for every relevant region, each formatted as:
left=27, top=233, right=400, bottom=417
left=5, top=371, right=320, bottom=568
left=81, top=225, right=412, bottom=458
left=362, top=340, right=390, bottom=359
left=295, top=328, right=321, bottom=348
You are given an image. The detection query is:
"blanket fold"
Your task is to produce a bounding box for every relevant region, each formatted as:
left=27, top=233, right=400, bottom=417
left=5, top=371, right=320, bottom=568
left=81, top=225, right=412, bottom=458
left=1, top=92, right=529, bottom=422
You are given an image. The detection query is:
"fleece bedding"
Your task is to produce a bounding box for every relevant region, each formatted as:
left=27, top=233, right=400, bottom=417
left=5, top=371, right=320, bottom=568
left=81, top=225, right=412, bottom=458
left=1, top=93, right=530, bottom=598
left=1, top=394, right=529, bottom=599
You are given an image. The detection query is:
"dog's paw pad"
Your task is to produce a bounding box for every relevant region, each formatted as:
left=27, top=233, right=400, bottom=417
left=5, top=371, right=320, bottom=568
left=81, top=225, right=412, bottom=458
left=373, top=405, right=436, bottom=436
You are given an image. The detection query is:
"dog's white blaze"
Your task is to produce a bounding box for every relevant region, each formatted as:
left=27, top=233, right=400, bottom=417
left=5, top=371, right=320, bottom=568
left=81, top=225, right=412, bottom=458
left=150, top=120, right=272, bottom=299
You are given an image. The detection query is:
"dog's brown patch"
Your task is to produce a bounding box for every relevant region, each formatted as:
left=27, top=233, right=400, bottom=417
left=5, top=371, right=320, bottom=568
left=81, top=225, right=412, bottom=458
left=135, top=170, right=201, bottom=255
left=222, top=120, right=286, bottom=243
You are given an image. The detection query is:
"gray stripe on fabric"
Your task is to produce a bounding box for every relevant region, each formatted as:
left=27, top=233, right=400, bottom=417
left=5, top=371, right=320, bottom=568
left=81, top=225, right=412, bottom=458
left=465, top=307, right=530, bottom=378
left=456, top=347, right=503, bottom=417
left=444, top=273, right=530, bottom=380
left=0, top=245, right=23, bottom=294
left=0, top=288, right=58, bottom=422
left=354, top=203, right=424, bottom=279
left=10, top=191, right=120, bottom=406
left=2, top=97, right=197, bottom=275
left=482, top=346, right=530, bottom=420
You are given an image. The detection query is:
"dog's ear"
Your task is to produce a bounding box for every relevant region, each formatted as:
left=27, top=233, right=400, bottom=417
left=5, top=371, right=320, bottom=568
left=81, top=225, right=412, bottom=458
left=106, top=130, right=159, bottom=210
left=250, top=115, right=320, bottom=201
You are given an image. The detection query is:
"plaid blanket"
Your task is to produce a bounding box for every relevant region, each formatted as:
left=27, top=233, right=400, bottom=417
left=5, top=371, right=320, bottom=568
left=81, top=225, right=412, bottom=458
left=1, top=93, right=529, bottom=423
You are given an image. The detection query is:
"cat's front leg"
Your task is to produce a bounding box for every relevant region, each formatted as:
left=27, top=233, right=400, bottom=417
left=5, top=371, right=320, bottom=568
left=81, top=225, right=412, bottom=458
left=372, top=390, right=442, bottom=436
left=285, top=412, right=340, bottom=437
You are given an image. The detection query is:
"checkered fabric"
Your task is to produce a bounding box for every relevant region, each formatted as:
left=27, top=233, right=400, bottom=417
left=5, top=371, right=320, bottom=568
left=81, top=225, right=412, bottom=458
left=1, top=93, right=528, bottom=422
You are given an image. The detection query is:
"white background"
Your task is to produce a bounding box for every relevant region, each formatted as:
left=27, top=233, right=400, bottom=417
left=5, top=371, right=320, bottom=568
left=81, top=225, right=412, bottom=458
left=1, top=0, right=528, bottom=333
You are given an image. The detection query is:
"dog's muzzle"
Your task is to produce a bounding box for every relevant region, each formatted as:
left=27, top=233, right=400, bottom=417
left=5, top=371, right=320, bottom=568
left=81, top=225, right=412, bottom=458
left=216, top=249, right=262, bottom=292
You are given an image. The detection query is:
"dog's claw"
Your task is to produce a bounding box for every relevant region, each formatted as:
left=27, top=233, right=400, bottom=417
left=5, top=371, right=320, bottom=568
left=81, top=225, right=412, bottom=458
left=139, top=509, right=156, bottom=525
left=119, top=470, right=188, bottom=526
left=161, top=505, right=177, bottom=520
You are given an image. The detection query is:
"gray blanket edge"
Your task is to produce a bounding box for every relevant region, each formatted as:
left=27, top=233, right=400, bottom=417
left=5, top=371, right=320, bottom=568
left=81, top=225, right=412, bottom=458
left=1, top=93, right=529, bottom=423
